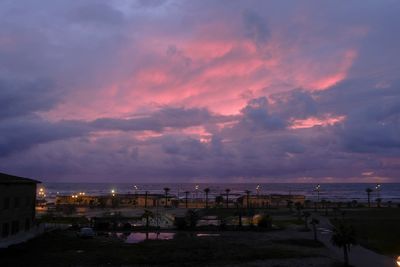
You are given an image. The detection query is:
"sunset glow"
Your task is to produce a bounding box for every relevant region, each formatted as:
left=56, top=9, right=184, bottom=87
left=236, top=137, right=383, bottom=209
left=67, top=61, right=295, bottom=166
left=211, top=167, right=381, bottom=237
left=0, top=0, right=399, bottom=183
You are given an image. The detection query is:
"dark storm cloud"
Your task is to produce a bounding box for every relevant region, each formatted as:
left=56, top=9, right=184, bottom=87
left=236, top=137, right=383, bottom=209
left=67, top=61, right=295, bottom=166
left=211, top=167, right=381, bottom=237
left=242, top=10, right=270, bottom=47
left=0, top=78, right=59, bottom=119
left=238, top=97, right=286, bottom=130
left=91, top=107, right=228, bottom=132
left=0, top=116, right=89, bottom=157
left=68, top=2, right=125, bottom=25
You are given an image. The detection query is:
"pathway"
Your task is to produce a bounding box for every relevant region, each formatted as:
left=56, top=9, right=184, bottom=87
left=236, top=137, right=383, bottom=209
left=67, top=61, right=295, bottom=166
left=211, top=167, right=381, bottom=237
left=314, top=215, right=397, bottom=267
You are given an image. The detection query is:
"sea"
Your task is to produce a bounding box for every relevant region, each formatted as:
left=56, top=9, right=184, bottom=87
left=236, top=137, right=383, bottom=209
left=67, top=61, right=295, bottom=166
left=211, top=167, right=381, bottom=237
left=41, top=183, right=400, bottom=203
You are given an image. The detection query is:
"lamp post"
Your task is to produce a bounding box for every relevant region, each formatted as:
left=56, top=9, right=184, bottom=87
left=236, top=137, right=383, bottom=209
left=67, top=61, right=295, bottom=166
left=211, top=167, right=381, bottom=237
left=256, top=184, right=260, bottom=207
left=195, top=184, right=199, bottom=208
left=134, top=185, right=138, bottom=207
left=315, top=184, right=321, bottom=202
left=375, top=183, right=381, bottom=198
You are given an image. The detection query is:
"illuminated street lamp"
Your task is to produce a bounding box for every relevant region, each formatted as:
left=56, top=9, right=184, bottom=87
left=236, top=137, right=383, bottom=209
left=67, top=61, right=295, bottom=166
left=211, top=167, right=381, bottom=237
left=38, top=188, right=46, bottom=199
left=256, top=184, right=261, bottom=207
left=375, top=183, right=381, bottom=198
left=111, top=189, right=116, bottom=197
left=315, top=184, right=321, bottom=201
left=195, top=185, right=199, bottom=207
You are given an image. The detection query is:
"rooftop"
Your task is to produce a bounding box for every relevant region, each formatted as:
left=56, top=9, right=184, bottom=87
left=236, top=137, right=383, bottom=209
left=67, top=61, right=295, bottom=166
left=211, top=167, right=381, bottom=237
left=0, top=172, right=41, bottom=184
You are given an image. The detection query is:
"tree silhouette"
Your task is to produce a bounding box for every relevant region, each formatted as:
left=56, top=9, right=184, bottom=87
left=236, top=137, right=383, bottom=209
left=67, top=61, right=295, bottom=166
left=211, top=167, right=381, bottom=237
left=376, top=198, right=382, bottom=208
left=365, top=188, right=373, bottom=208
left=331, top=221, right=357, bottom=267
left=163, top=187, right=170, bottom=208
left=310, top=218, right=319, bottom=241
left=184, top=191, right=189, bottom=208
left=303, top=211, right=311, bottom=230
left=294, top=202, right=303, bottom=220
left=185, top=209, right=199, bottom=229
left=144, top=191, right=148, bottom=208
left=142, top=209, right=153, bottom=230
left=245, top=190, right=251, bottom=209
left=225, top=189, right=231, bottom=208
left=204, top=188, right=210, bottom=209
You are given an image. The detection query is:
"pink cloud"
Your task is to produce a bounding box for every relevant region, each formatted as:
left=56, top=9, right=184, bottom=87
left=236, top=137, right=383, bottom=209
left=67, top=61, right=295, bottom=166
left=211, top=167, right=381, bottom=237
left=290, top=114, right=346, bottom=129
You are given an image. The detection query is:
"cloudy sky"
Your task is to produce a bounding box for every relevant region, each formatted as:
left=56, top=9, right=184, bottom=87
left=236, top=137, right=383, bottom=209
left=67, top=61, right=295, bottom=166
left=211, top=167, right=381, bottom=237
left=1, top=0, right=400, bottom=183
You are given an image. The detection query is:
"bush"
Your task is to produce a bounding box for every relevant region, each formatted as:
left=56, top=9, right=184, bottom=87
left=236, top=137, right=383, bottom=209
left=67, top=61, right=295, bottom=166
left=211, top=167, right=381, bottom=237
left=257, top=214, right=272, bottom=229
left=174, top=217, right=187, bottom=230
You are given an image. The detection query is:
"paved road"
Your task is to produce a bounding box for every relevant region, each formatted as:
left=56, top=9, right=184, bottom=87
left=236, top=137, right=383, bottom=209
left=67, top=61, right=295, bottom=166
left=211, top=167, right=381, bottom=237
left=314, top=215, right=397, bottom=267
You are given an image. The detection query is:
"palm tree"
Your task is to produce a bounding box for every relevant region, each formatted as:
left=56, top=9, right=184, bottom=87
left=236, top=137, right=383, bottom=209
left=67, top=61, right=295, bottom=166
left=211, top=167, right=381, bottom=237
left=304, top=199, right=312, bottom=209
left=144, top=191, right=148, bottom=208
left=245, top=190, right=251, bottom=208
left=331, top=222, right=357, bottom=267
left=303, top=211, right=311, bottom=230
left=142, top=209, right=153, bottom=230
left=310, top=218, right=319, bottom=241
left=184, top=191, right=189, bottom=208
left=225, top=189, right=230, bottom=208
left=163, top=187, right=170, bottom=208
left=366, top=188, right=373, bottom=208
left=287, top=200, right=294, bottom=212
left=376, top=198, right=382, bottom=208
left=295, top=202, right=302, bottom=220
left=321, top=199, right=328, bottom=216
left=204, top=188, right=210, bottom=209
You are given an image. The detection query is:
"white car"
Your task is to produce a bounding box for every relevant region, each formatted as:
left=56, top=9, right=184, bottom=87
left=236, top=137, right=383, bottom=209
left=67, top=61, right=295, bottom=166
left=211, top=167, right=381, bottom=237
left=77, top=227, right=95, bottom=238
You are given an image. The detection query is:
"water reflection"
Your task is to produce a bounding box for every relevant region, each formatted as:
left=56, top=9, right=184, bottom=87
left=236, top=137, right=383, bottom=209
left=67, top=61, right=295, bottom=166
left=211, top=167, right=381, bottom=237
left=115, top=232, right=175, bottom=243
left=112, top=232, right=221, bottom=243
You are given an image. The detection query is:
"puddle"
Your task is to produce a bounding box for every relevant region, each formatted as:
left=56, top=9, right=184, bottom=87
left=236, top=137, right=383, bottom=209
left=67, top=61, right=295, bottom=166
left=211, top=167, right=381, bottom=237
left=112, top=232, right=220, bottom=243
left=114, top=232, right=175, bottom=243
left=196, top=233, right=220, bottom=237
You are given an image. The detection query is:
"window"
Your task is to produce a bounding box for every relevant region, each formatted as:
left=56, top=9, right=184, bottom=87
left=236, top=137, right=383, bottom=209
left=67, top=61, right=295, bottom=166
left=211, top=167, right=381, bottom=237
left=14, top=197, right=20, bottom=208
left=3, top=197, right=10, bottom=210
left=25, top=218, right=30, bottom=231
left=11, top=221, right=19, bottom=235
left=2, top=223, right=9, bottom=238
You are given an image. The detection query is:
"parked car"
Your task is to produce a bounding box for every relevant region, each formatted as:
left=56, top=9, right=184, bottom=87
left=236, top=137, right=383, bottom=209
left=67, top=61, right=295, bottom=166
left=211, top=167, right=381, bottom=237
left=77, top=227, right=95, bottom=238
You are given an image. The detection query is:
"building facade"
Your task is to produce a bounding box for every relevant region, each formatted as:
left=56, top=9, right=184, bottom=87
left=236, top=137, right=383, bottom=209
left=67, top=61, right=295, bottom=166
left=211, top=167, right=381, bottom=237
left=0, top=172, right=41, bottom=248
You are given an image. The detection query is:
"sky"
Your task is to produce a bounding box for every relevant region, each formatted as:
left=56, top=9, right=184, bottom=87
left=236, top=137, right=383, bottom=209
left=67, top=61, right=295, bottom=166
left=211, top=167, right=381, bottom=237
left=1, top=0, right=400, bottom=183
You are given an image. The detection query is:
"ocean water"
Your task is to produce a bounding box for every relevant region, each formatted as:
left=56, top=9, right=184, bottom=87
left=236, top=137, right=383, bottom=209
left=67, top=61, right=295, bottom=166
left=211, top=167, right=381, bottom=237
left=41, top=183, right=400, bottom=202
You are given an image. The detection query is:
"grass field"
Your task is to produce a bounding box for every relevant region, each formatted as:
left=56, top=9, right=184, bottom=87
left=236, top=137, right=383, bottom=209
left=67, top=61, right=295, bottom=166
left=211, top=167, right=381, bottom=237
left=331, top=208, right=400, bottom=256
left=0, top=229, right=329, bottom=267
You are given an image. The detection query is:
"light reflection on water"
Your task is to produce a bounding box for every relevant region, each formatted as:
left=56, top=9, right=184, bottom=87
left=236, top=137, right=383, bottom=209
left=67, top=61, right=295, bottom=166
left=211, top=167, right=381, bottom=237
left=113, top=232, right=221, bottom=243
left=115, top=232, right=175, bottom=243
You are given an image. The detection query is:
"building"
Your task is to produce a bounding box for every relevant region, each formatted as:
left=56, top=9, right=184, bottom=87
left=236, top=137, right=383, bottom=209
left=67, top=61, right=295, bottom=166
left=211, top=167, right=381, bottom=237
left=0, top=172, right=41, bottom=248
left=240, top=194, right=306, bottom=208
left=55, top=193, right=177, bottom=208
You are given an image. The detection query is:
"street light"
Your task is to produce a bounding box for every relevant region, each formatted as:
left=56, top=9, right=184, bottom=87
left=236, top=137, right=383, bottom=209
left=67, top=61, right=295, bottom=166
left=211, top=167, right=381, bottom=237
left=195, top=185, right=199, bottom=208
left=38, top=188, right=46, bottom=199
left=111, top=189, right=116, bottom=197
left=315, top=184, right=321, bottom=201
left=375, top=183, right=381, bottom=198
left=256, top=184, right=260, bottom=195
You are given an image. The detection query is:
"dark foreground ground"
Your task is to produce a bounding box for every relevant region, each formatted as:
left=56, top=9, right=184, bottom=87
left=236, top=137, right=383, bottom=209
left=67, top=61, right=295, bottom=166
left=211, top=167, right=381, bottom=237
left=0, top=229, right=338, bottom=267
left=331, top=208, right=400, bottom=256
left=1, top=207, right=398, bottom=267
